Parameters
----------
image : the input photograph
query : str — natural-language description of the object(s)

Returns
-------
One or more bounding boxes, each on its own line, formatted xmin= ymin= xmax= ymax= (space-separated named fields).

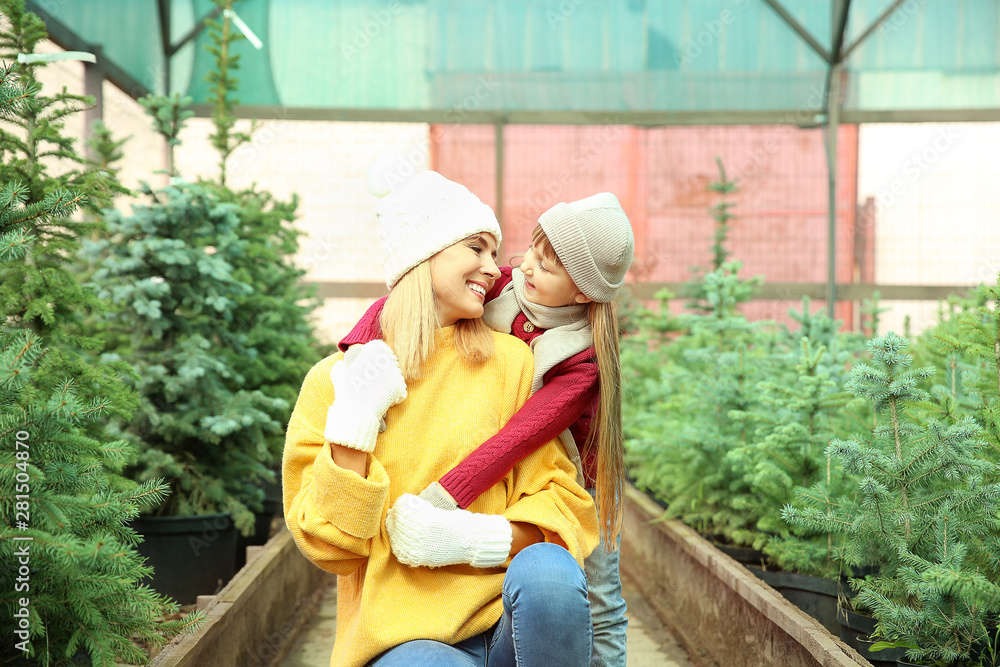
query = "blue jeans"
xmin=585 ymin=523 xmax=628 ymax=667
xmin=368 ymin=542 xmax=592 ymax=666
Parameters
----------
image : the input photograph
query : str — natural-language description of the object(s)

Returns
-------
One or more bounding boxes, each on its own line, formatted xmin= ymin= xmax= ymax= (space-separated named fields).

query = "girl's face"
xmin=429 ymin=233 xmax=501 ymax=327
xmin=519 ymin=243 xmax=591 ymax=308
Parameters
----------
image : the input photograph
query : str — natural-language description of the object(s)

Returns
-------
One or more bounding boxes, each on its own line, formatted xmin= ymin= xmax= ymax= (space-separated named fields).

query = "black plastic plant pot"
xmin=777 ymin=571 xmax=841 ymax=634
xmin=234 ymin=502 xmax=281 ymax=571
xmin=855 ymin=638 xmax=909 ymax=667
xmin=131 ymin=512 xmax=238 ymax=606
xmin=838 ymin=607 xmax=877 ymax=651
xmin=746 ymin=565 xmax=781 ymax=589
xmin=264 ymin=464 xmax=284 ymax=518
xmin=706 ymin=537 xmax=765 ymax=567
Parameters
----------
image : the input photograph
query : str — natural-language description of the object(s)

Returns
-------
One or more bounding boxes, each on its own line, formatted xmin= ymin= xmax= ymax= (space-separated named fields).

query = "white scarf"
xmin=482 ymin=269 xmax=593 ymax=485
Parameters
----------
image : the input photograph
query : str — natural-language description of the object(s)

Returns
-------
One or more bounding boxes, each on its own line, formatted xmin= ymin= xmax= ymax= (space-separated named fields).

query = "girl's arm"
xmin=440 ymin=351 xmax=598 ymax=508
xmin=338 ymin=296 xmax=387 ymax=352
xmin=338 ymin=268 xmax=514 ymax=352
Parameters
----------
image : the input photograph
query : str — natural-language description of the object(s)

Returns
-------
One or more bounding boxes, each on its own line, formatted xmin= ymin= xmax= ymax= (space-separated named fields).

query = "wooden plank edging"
xmin=150 ymin=527 xmax=333 ymax=667
xmin=621 ymin=485 xmax=870 ymax=667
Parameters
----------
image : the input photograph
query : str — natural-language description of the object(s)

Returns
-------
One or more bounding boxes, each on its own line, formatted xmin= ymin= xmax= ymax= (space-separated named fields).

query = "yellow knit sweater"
xmin=283 ymin=327 xmax=599 ymax=667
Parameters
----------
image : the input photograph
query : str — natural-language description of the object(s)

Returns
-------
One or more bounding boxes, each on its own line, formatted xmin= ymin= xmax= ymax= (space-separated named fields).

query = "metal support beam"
xmin=82 ymin=44 xmax=104 ymax=162
xmin=185 ymin=103 xmax=1000 ymax=126
xmin=760 ymin=0 xmax=832 ymax=63
xmin=824 ymin=0 xmax=851 ymax=316
xmin=495 ymin=121 xmax=505 ymax=248
xmin=26 ymin=0 xmax=152 ymax=98
xmin=167 ymin=6 xmax=224 ymax=57
xmin=840 ymin=0 xmax=907 ymax=63
xmin=157 ymin=0 xmax=171 ymax=94
xmin=825 ymin=66 xmax=842 ymax=317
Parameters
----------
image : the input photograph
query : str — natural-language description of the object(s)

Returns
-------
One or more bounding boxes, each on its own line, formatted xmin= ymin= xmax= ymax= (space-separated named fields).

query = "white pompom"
xmin=366 ymin=151 xmax=421 ymax=197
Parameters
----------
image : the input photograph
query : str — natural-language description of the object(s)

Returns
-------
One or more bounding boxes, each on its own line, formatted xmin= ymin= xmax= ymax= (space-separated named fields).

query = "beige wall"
xmin=173 ymin=117 xmax=429 ymax=344
xmin=29 ymin=40 xmax=427 ymax=346
xmin=858 ymin=122 xmax=1000 ymax=335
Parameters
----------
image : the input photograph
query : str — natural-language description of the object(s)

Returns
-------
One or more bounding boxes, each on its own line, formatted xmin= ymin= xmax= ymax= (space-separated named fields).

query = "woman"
xmin=283 ymin=171 xmax=600 ymax=667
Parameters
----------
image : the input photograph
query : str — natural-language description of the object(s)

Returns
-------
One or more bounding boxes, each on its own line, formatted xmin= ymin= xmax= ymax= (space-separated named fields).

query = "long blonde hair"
xmin=380 ymin=260 xmax=494 ymax=381
xmin=532 ymin=226 xmax=625 ymax=549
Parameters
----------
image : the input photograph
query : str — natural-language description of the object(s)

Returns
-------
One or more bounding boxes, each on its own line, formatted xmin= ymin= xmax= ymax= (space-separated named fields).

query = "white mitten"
xmin=324 ymin=340 xmax=407 ymax=452
xmin=418 ymin=481 xmax=459 ymax=511
xmin=387 ymin=493 xmax=512 ymax=568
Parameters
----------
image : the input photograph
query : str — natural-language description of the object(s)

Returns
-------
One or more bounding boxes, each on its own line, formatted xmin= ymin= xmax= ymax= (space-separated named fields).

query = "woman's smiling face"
xmin=429 ymin=233 xmax=501 ymax=326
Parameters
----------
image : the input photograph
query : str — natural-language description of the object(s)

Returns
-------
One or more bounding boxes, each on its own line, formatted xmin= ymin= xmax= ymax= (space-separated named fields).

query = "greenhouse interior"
xmin=2 ymin=0 xmax=1000 ymax=665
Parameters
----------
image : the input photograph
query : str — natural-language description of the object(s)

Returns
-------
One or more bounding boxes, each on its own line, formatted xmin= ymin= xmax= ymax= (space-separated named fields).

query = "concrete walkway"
xmin=282 ymin=569 xmax=693 ymax=666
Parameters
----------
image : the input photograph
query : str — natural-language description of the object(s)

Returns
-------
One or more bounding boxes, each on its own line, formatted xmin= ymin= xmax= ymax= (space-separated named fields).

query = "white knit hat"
xmin=538 ymin=193 xmax=635 ymax=302
xmin=376 ymin=171 xmax=502 ymax=288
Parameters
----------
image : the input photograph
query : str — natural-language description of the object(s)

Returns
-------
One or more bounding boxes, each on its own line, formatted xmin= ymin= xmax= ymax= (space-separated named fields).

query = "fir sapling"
xmin=1 ymin=6 xmax=205 ymax=657
xmin=625 ymin=263 xmax=771 ymax=542
xmin=0 ymin=329 xmax=204 ymax=665
xmin=929 ymin=276 xmax=1000 ymax=458
xmin=726 ymin=298 xmax=861 ymax=576
xmin=87 ymin=181 xmax=286 ymax=533
xmin=784 ymin=332 xmax=1000 ymax=663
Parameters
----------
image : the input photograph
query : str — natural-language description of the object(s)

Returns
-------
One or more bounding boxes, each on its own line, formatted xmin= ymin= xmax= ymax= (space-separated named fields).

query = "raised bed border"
xmin=620 ymin=485 xmax=870 ymax=667
xmin=149 ymin=487 xmax=875 ymax=666
xmin=149 ymin=527 xmax=333 ymax=667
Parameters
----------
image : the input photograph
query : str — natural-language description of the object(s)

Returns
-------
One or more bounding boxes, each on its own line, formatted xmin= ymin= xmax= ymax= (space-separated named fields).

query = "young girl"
xmin=340 ymin=191 xmax=635 ymax=667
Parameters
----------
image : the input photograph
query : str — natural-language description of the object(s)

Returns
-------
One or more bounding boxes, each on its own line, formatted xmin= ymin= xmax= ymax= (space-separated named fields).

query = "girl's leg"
xmin=368 ymin=632 xmax=489 ymax=667
xmin=487 ymin=542 xmax=592 ymax=667
xmin=586 ymin=489 xmax=628 ymax=667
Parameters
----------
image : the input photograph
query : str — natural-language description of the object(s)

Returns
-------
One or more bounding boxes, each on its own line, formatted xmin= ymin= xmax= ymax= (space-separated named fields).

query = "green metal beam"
xmin=305 ymin=281 xmax=978 ymax=303
xmin=840 ymin=0 xmax=908 ymax=63
xmin=25 ymin=0 xmax=152 ymax=99
xmin=187 ymin=104 xmax=1000 ymax=126
xmin=759 ymin=0 xmax=832 ymax=63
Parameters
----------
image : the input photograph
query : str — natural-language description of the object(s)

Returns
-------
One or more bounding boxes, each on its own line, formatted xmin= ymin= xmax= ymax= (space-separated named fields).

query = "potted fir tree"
xmin=0 ymin=11 xmax=203 ymax=662
xmin=85 ymin=2 xmax=322 ymax=600
xmin=624 ymin=161 xmax=773 ymax=557
xmin=784 ymin=331 xmax=1000 ymax=666
xmin=88 ymin=180 xmax=286 ymax=604
xmin=725 ymin=298 xmax=865 ymax=633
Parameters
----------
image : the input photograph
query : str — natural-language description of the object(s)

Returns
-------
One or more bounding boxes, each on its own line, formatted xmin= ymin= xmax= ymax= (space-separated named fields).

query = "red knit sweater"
xmin=338 ymin=267 xmax=600 ymax=507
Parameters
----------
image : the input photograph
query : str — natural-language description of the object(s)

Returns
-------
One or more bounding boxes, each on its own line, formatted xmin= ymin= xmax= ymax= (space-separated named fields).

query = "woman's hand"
xmin=324 ymin=340 xmax=407 ymax=452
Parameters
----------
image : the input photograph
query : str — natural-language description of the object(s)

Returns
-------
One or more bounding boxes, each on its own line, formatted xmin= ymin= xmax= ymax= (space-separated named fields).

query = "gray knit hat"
xmin=376 ymin=171 xmax=502 ymax=288
xmin=537 ymin=193 xmax=634 ymax=303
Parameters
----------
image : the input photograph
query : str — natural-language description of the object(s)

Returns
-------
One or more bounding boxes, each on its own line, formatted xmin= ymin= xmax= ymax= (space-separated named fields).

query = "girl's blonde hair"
xmin=531 ymin=226 xmax=625 ymax=549
xmin=380 ymin=259 xmax=494 ymax=381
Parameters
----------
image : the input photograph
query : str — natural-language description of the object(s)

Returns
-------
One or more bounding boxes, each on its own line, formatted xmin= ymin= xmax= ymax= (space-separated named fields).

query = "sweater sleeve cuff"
xmin=307 ymin=443 xmax=389 ymax=539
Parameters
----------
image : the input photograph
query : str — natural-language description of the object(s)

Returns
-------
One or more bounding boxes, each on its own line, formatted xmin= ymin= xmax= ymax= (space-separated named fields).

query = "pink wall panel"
xmin=431 ymin=123 xmax=865 ymax=329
